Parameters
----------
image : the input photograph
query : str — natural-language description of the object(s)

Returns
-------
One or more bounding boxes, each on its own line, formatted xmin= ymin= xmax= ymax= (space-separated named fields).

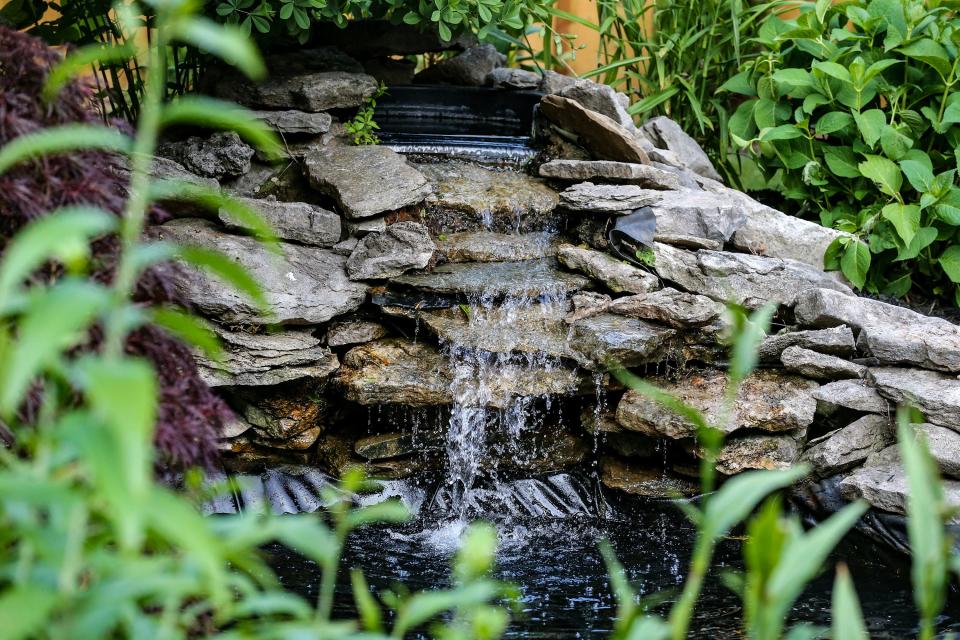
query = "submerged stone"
xmin=556 ymin=244 xmax=658 ymax=294
xmin=417 ymin=161 xmax=560 ymax=233
xmin=616 ymin=369 xmax=818 ymax=439
xmin=435 ymin=231 xmax=557 ymax=263
xmin=157 ymin=219 xmax=367 ymax=325
xmin=304 ymin=145 xmax=432 ymax=219
xmin=392 ymin=259 xmax=590 ymax=298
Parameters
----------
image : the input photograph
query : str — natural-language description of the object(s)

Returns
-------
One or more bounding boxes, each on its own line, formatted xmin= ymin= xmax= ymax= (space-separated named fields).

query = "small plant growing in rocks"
xmin=346 ymin=82 xmax=387 ymax=146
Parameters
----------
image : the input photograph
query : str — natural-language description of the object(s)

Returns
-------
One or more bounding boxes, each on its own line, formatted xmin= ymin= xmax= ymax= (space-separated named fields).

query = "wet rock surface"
xmin=346 ymin=222 xmax=436 ymax=280
xmin=539 ymin=159 xmax=681 ymax=189
xmin=392 ymin=259 xmax=590 ymax=297
xmin=557 ymin=244 xmax=658 ymax=294
xmin=600 ymin=457 xmax=699 ymax=497
xmin=435 ymin=231 xmax=556 ymax=263
xmin=570 ymin=313 xmax=676 ymax=367
xmin=607 ymin=288 xmax=723 ymax=328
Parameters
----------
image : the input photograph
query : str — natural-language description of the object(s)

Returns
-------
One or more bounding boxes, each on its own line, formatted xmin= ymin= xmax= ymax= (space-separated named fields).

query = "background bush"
xmin=723 ymin=0 xmax=960 ymax=305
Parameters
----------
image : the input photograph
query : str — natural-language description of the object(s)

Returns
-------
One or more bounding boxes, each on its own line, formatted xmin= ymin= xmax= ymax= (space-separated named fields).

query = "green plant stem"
xmin=668 ymin=535 xmax=714 ymax=640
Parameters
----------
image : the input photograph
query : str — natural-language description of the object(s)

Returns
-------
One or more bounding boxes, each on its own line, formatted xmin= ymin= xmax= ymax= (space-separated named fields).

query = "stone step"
xmin=392 ymin=258 xmax=591 ymax=298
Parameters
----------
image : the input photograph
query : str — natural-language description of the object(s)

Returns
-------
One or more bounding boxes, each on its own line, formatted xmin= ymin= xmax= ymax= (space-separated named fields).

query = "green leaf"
xmin=813 ymin=60 xmax=851 ymax=83
xmin=345 ymin=499 xmax=409 ymax=528
xmin=823 ymin=147 xmax=861 ymax=178
xmin=881 ymin=203 xmax=920 ymax=245
xmin=858 ymin=155 xmax=902 ymax=197
xmin=759 ymin=125 xmax=804 ymax=141
xmin=816 ymin=112 xmax=854 ymax=135
xmin=831 ymin=565 xmax=869 ymax=640
xmin=938 ymin=245 xmax=960 ymax=283
xmin=896 ymin=227 xmax=937 ymax=262
xmin=629 ymin=86 xmax=680 ymax=115
xmin=170 ymin=17 xmax=265 ymax=80
xmin=840 ymin=239 xmax=871 ymax=289
xmin=898 ymin=38 xmax=952 ymax=78
xmin=160 ymin=97 xmax=282 ymax=161
xmin=900 ymin=154 xmax=935 ymax=193
xmin=351 ymin=569 xmax=383 ymax=632
xmin=43 ymin=42 xmax=135 ymax=101
xmin=0 ymin=124 xmax=133 ymax=174
xmin=402 ymin=10 xmax=421 ymax=23
xmin=772 ymin=68 xmax=813 ymax=91
xmin=0 ymin=585 xmax=59 ymax=640
xmin=852 ymin=109 xmax=886 ymax=147
xmin=273 ymin=515 xmax=337 ymax=566
xmin=702 ymin=466 xmax=809 ymax=540
xmin=728 ymin=303 xmax=776 ymax=392
xmin=177 ymin=246 xmax=268 ymax=312
xmin=149 ymin=307 xmax=222 ymax=359
xmin=880 ymin=125 xmax=913 ymax=160
xmin=393 ymin=582 xmax=501 ymax=636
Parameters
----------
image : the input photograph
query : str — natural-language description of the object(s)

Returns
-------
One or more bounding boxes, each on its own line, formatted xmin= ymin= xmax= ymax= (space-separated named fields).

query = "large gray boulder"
xmin=346 ymin=222 xmax=436 ymax=280
xmin=219 ymin=197 xmax=340 ymax=247
xmin=652 ymin=244 xmax=853 ymax=309
xmin=616 ymin=369 xmax=818 ymax=438
xmin=640 ymin=116 xmax=721 ymax=182
xmin=157 ymin=219 xmax=367 ymax=325
xmin=303 ymin=145 xmax=432 ymax=219
xmin=539 ymin=160 xmax=681 ymax=189
xmin=539 ymin=95 xmax=650 ymax=164
xmin=608 ymin=287 xmax=723 ymax=328
xmin=868 ymin=368 xmax=960 ymax=430
xmin=780 ymin=345 xmax=867 ymax=381
xmin=415 ymin=44 xmax=505 ymax=86
xmin=802 ymin=415 xmax=893 ymax=477
xmin=794 ymin=288 xmax=960 ymax=373
xmin=556 ymin=244 xmax=658 ymax=294
xmin=252 ymin=110 xmax=332 ymax=135
xmin=436 ymin=231 xmax=556 ymax=263
xmin=196 ymin=326 xmax=339 ymax=387
xmin=570 ymin=313 xmax=675 ymax=367
xmin=158 ymin=132 xmax=253 ymax=180
xmin=558 ymin=79 xmax=635 ymax=130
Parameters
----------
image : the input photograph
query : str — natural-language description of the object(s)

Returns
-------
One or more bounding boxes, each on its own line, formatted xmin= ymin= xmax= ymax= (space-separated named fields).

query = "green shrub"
xmin=724 ymin=0 xmax=960 ymax=304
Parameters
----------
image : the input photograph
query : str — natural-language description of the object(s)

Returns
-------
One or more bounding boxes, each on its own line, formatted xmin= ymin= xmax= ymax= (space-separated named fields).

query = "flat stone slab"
xmin=219 ymin=197 xmax=340 ymax=247
xmin=540 ymin=95 xmax=649 ymax=164
xmin=196 ymin=325 xmax=338 ymax=387
xmin=557 ymin=244 xmax=658 ymax=294
xmin=599 ymin=457 xmax=699 ymax=497
xmin=915 ymin=423 xmax=960 ymax=479
xmin=435 ymin=231 xmax=557 ymax=262
xmin=158 ymin=219 xmax=367 ymax=325
xmin=214 ymin=70 xmax=378 ymax=112
xmin=325 ymin=319 xmax=388 ymax=347
xmin=616 ymin=369 xmax=818 ymax=438
xmin=252 ymin=110 xmax=332 ymax=135
xmin=392 ymin=259 xmax=591 ymax=298
xmin=812 ymin=379 xmax=890 ymax=415
xmin=708 ymin=433 xmax=801 ymax=475
xmin=780 ymin=345 xmax=867 ymax=381
xmin=840 ymin=462 xmax=960 ymax=521
xmin=758 ymin=326 xmax=855 ymax=362
xmin=608 ymin=287 xmax=724 ymax=328
xmin=795 ymin=288 xmax=960 ymax=373
xmin=304 ymin=145 xmax=432 ymax=219
xmin=868 ymin=367 xmax=960 ymax=430
xmin=539 ymin=160 xmax=681 ymax=189
xmin=416 ymin=162 xmax=560 ymax=233
xmin=802 ymin=415 xmax=893 ymax=477
xmin=652 ymin=243 xmax=853 ymax=309
xmin=338 ymin=339 xmax=588 ymax=408
xmin=570 ymin=313 xmax=676 ymax=368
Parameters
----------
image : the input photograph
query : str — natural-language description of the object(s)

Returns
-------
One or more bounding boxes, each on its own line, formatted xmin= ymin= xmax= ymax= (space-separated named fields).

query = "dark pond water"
xmin=266 ymin=497 xmax=960 ymax=638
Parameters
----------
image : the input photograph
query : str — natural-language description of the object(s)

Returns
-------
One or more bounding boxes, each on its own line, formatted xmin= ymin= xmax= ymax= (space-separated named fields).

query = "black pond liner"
xmin=375 ymin=85 xmax=542 ymax=163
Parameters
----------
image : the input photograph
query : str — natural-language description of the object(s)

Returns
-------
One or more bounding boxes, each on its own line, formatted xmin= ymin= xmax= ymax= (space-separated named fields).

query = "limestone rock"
xmin=158 ymin=132 xmax=253 ymax=179
xmin=221 ymin=161 xmax=312 ymax=202
xmin=794 ymin=288 xmax=960 ymax=373
xmin=538 ymin=70 xmax=578 ymax=94
xmin=539 ymin=95 xmax=649 ymax=164
xmin=758 ymin=326 xmax=856 ymax=362
xmin=415 ymin=44 xmax=505 ymax=86
xmin=653 ymin=233 xmax=723 ymax=251
xmin=345 ymin=217 xmax=387 ymax=236
xmin=304 ymin=145 xmax=432 ymax=219
xmin=557 ymin=79 xmax=635 ymax=130
xmin=214 ymin=69 xmax=378 ymax=112
xmin=914 ymin=423 xmax=960 ymax=479
xmin=570 ymin=313 xmax=675 ymax=367
xmin=539 ymin=160 xmax=681 ymax=189
xmin=346 ymin=222 xmax=435 ymax=280
xmin=232 ymin=381 xmax=326 ymax=440
xmin=196 ymin=326 xmax=338 ymax=387
xmin=417 ymin=161 xmax=559 ymax=233
xmin=219 ymin=197 xmax=340 ymax=247
xmin=255 ymin=425 xmax=322 ymax=451
xmin=565 ymin=291 xmax=613 ymax=323
xmin=812 ymin=380 xmax=890 ymax=415
xmin=355 ymin=431 xmax=442 ymax=460
xmin=600 ymin=457 xmax=699 ymax=497
xmin=710 ymin=433 xmax=802 ymax=475
xmin=556 ymin=244 xmax=658 ymax=294
xmin=640 ymin=116 xmax=721 ymax=182
xmin=332 ymin=237 xmax=360 ymax=256
xmin=802 ymin=415 xmax=894 ymax=477
xmin=252 ymin=110 xmax=332 ymax=135
xmin=868 ymin=368 xmax=960 ymax=430
xmin=780 ymin=345 xmax=867 ymax=380
xmin=157 ymin=219 xmax=367 ymax=325
xmin=392 ymin=259 xmax=590 ymax=297
xmin=326 ymin=319 xmax=388 ymax=347
xmin=608 ymin=287 xmax=723 ymax=328
xmin=840 ymin=463 xmax=960 ymax=521
xmin=486 ymin=67 xmax=541 ymax=89
xmin=338 ymin=339 xmax=587 ymax=408
xmin=616 ymin=369 xmax=818 ymax=438
xmin=652 ymin=243 xmax=853 ymax=309
xmin=436 ymin=231 xmax=556 ymax=262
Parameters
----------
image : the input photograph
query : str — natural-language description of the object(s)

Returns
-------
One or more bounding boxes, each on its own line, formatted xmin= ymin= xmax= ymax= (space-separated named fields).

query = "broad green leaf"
xmin=719 ymin=70 xmax=757 ymax=96
xmin=898 ymin=38 xmax=952 ymax=78
xmin=760 ymin=124 xmax=804 ymax=141
xmin=454 ymin=522 xmax=498 ymax=581
xmin=0 ymin=206 xmax=115 ymax=306
xmin=936 ymin=204 xmax=960 ymax=225
xmin=177 ymin=246 xmax=268 ymax=311
xmin=345 ymin=499 xmax=409 ymax=529
xmin=881 ymin=203 xmax=920 ymax=245
xmin=852 ymin=109 xmax=886 ymax=147
xmin=149 ymin=307 xmax=222 ymax=359
xmin=629 ymin=86 xmax=680 ymax=115
xmin=840 ymin=240 xmax=871 ymax=289
xmin=702 ymin=466 xmax=809 ymax=540
xmin=880 ymin=125 xmax=913 ymax=160
xmin=160 ymin=97 xmax=282 ymax=160
xmin=831 ymin=565 xmax=869 ymax=640
xmin=815 ymin=0 xmax=830 ymax=23
xmin=170 ymin=18 xmax=265 ymax=79
xmin=393 ymin=582 xmax=501 ymax=636
xmin=815 ymin=112 xmax=854 ymax=135
xmin=823 ymin=237 xmax=844 ymax=271
xmin=864 ymin=58 xmax=901 ymax=83
xmin=896 ymin=227 xmax=938 ymax=262
xmin=939 ymin=245 xmax=960 ymax=283
xmin=772 ymin=68 xmax=813 ymax=91
xmin=753 ymin=98 xmax=778 ymax=129
xmin=0 ymin=124 xmax=133 ymax=174
xmin=858 ymin=155 xmax=902 ymax=197
xmin=273 ymin=515 xmax=338 ymax=565
xmin=43 ymin=42 xmax=136 ymax=101
xmin=0 ymin=586 xmax=59 ymax=640
xmin=823 ymin=147 xmax=861 ymax=178
xmin=813 ymin=60 xmax=851 ymax=83
xmin=900 ymin=155 xmax=935 ymax=192
xmin=802 ymin=93 xmax=830 ymax=114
